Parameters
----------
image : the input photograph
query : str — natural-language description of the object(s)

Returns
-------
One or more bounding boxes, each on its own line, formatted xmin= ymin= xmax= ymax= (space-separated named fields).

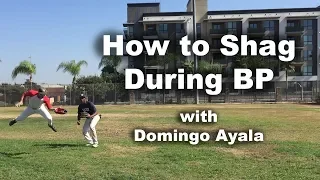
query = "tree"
xmin=198 ymin=60 xmax=223 ymax=103
xmin=280 ymin=61 xmax=295 ymax=100
xmin=149 ymin=53 xmax=178 ymax=104
xmin=12 ymin=60 xmax=36 ymax=89
xmin=57 ymin=60 xmax=88 ymax=104
xmin=198 ymin=60 xmax=222 ymax=75
xmin=99 ymin=55 xmax=122 ymax=83
xmin=182 ymin=59 xmax=194 ymax=74
xmin=57 ymin=60 xmax=88 ymax=84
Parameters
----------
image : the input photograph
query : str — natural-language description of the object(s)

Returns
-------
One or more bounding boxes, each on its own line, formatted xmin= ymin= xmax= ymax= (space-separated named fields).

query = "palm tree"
xmin=12 ymin=60 xmax=36 ymax=89
xmin=57 ymin=60 xmax=88 ymax=104
xmin=182 ymin=59 xmax=194 ymax=74
xmin=57 ymin=60 xmax=88 ymax=85
xmin=280 ymin=61 xmax=295 ymax=101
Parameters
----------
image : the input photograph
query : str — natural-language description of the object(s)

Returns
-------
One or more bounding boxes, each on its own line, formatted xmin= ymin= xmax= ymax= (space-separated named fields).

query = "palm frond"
xmin=12 ymin=60 xmax=36 ymax=79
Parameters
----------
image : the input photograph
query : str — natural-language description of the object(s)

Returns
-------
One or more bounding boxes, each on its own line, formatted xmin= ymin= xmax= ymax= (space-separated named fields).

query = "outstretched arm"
xmin=19 ymin=90 xmax=37 ymax=104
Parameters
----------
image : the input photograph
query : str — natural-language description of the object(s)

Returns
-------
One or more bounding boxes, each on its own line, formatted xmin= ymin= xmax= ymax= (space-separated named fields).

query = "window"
xmin=227 ymin=22 xmax=237 ymax=33
xmin=287 ymin=22 xmax=295 ymax=27
xmin=159 ymin=24 xmax=168 ymax=33
xmin=303 ymin=35 xmax=312 ymax=45
xmin=128 ymin=26 xmax=134 ymax=36
xmin=249 ymin=23 xmax=258 ymax=28
xmin=302 ymin=65 xmax=312 ymax=76
xmin=213 ymin=24 xmax=221 ymax=30
xmin=263 ymin=21 xmax=275 ymax=31
xmin=264 ymin=36 xmax=274 ymax=40
xmin=303 ymin=50 xmax=312 ymax=61
xmin=302 ymin=19 xmax=312 ymax=30
xmin=176 ymin=24 xmax=184 ymax=33
xmin=197 ymin=23 xmax=201 ymax=39
xmin=212 ymin=39 xmax=221 ymax=48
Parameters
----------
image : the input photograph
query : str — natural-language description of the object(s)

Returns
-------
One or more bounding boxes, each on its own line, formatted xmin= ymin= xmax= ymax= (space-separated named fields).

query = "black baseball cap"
xmin=79 ymin=94 xmax=87 ymax=99
xmin=38 ymin=88 xmax=46 ymax=95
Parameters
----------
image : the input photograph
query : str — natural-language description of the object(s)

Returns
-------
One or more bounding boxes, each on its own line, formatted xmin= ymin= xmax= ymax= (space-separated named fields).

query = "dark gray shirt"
xmin=77 ymin=101 xmax=97 ymax=119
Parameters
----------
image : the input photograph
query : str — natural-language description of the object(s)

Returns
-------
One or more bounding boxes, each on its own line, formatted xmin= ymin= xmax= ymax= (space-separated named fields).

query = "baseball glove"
xmin=54 ymin=107 xmax=68 ymax=115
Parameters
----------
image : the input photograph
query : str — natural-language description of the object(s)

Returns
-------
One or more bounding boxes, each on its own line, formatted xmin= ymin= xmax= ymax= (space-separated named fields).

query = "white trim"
xmin=208 ymin=12 xmax=320 ymax=20
xmin=143 ymin=16 xmax=192 ymax=23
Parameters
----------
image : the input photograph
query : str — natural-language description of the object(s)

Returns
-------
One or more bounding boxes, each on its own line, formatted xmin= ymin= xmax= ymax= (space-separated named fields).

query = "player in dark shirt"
xmin=77 ymin=94 xmax=101 ymax=148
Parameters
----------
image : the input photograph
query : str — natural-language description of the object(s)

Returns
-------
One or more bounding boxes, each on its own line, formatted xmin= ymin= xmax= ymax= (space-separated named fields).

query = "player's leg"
xmin=90 ymin=115 xmax=101 ymax=148
xmin=38 ymin=105 xmax=57 ymax=132
xmin=83 ymin=118 xmax=93 ymax=146
xmin=9 ymin=107 xmax=35 ymax=126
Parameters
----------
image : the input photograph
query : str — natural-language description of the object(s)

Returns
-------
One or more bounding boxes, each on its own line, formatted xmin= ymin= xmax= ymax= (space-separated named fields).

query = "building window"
xmin=303 ymin=35 xmax=312 ymax=45
xmin=302 ymin=19 xmax=312 ymax=30
xmin=249 ymin=23 xmax=258 ymax=28
xmin=197 ymin=23 xmax=201 ymax=39
xmin=287 ymin=22 xmax=295 ymax=27
xmin=302 ymin=65 xmax=312 ymax=76
xmin=176 ymin=24 xmax=184 ymax=33
xmin=227 ymin=22 xmax=237 ymax=33
xmin=159 ymin=24 xmax=168 ymax=33
xmin=263 ymin=21 xmax=275 ymax=31
xmin=128 ymin=26 xmax=134 ymax=36
xmin=264 ymin=36 xmax=274 ymax=40
xmin=303 ymin=50 xmax=312 ymax=61
xmin=212 ymin=39 xmax=221 ymax=48
xmin=213 ymin=24 xmax=221 ymax=30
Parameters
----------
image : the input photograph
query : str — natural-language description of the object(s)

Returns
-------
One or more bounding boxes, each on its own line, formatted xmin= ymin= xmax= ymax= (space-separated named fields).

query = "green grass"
xmin=0 ymin=104 xmax=319 ymax=179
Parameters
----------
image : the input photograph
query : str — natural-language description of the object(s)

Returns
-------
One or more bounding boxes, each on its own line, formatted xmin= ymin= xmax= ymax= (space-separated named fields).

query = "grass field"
xmin=0 ymin=104 xmax=319 ymax=180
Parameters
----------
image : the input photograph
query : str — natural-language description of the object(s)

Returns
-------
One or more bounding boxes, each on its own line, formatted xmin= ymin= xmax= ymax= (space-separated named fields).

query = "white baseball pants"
xmin=15 ymin=105 xmax=53 ymax=125
xmin=83 ymin=115 xmax=101 ymax=144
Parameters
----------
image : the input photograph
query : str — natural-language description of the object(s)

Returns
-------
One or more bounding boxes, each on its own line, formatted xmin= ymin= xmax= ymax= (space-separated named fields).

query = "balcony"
xmin=291 ymin=58 xmax=305 ymax=65
xmin=286 ymin=26 xmax=305 ymax=34
xmin=210 ymin=44 xmax=224 ymax=52
xmin=143 ymin=30 xmax=158 ymax=39
xmin=176 ymin=29 xmax=186 ymax=38
xmin=210 ymin=28 xmax=228 ymax=35
xmin=247 ymin=27 xmax=266 ymax=34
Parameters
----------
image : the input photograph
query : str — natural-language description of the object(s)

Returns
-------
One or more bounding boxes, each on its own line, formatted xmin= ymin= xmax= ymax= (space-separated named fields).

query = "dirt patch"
xmin=214 ymin=144 xmax=278 ymax=158
xmin=93 ymin=144 xmax=157 ymax=158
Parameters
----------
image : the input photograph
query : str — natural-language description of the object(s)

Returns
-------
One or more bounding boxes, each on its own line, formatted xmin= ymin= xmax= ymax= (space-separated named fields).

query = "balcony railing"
xmin=211 ymin=44 xmax=224 ymax=49
xmin=144 ymin=30 xmax=158 ymax=36
xmin=286 ymin=26 xmax=305 ymax=33
xmin=210 ymin=29 xmax=229 ymax=34
xmin=247 ymin=27 xmax=266 ymax=34
xmin=291 ymin=58 xmax=305 ymax=65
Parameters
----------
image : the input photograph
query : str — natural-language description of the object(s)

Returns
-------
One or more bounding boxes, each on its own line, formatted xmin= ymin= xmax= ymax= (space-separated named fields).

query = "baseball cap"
xmin=79 ymin=94 xmax=87 ymax=99
xmin=38 ymin=88 xmax=46 ymax=95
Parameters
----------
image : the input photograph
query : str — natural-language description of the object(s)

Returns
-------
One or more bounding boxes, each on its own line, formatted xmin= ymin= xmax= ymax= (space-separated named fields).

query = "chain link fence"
xmin=0 ymin=82 xmax=318 ymax=107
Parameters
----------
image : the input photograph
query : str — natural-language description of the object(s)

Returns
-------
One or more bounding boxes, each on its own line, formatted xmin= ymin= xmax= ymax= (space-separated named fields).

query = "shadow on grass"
xmin=33 ymin=143 xmax=83 ymax=149
xmin=0 ymin=152 xmax=29 ymax=159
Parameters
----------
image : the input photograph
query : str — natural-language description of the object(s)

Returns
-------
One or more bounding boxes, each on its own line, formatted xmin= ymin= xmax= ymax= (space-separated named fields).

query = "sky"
xmin=0 ymin=0 xmax=319 ymax=84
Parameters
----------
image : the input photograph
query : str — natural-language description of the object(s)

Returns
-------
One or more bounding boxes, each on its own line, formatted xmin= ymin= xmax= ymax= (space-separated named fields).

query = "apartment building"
xmin=123 ymin=0 xmax=320 ymax=91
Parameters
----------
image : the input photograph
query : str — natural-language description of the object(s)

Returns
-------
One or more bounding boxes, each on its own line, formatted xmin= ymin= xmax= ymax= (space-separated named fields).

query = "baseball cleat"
xmin=48 ymin=124 xmax=57 ymax=132
xmin=92 ymin=144 xmax=99 ymax=148
xmin=86 ymin=143 xmax=93 ymax=147
xmin=9 ymin=119 xmax=17 ymax=126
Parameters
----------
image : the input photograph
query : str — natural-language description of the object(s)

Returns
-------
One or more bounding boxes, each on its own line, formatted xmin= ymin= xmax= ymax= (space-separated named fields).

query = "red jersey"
xmin=23 ymin=90 xmax=52 ymax=109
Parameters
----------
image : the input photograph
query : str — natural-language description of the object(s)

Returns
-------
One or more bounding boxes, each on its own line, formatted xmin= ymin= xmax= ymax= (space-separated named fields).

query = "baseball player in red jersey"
xmin=9 ymin=88 xmax=58 ymax=132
